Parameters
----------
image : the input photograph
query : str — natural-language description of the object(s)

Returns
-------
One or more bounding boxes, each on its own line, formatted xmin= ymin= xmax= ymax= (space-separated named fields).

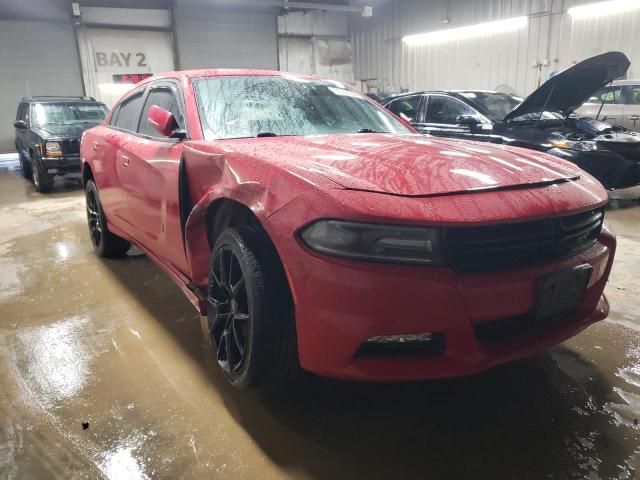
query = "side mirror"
xmin=148 ymin=105 xmax=185 ymax=139
xmin=14 ymin=120 xmax=27 ymax=129
xmin=457 ymin=115 xmax=481 ymax=126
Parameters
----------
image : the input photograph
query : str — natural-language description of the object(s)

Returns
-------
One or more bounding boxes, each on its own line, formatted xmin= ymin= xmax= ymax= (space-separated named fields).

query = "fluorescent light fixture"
xmin=568 ymin=0 xmax=640 ymax=18
xmin=402 ymin=16 xmax=528 ymax=46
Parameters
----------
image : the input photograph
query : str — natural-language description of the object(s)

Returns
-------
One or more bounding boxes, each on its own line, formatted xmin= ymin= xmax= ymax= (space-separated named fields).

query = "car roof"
xmin=388 ymin=90 xmax=503 ymax=97
xmin=382 ymin=90 xmax=524 ymax=105
xmin=23 ymin=96 xmax=101 ymax=103
xmin=610 ymin=79 xmax=640 ymax=86
xmin=151 ymin=69 xmax=323 ymax=82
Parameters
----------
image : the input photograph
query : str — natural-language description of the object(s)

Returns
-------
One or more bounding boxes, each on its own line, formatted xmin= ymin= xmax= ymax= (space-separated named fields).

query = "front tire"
xmin=32 ymin=158 xmax=53 ymax=193
xmin=207 ymin=225 xmax=299 ymax=389
xmin=85 ymin=180 xmax=130 ymax=257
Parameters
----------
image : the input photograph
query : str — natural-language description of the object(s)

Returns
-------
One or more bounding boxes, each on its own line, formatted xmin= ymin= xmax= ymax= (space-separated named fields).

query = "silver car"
xmin=576 ymin=80 xmax=640 ymax=131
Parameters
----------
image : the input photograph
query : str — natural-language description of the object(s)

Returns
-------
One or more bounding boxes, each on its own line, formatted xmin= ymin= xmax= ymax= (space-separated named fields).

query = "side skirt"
xmin=108 ymin=222 xmax=208 ymax=315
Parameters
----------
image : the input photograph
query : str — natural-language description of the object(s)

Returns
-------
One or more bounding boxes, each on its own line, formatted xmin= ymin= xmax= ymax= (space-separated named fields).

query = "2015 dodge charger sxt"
xmin=81 ymin=70 xmax=616 ymax=388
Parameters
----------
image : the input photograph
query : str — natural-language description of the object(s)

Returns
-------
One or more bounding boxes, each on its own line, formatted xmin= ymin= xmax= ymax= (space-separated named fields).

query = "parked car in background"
xmin=384 ymin=52 xmax=640 ymax=190
xmin=575 ymin=79 xmax=640 ymax=131
xmin=82 ymin=69 xmax=615 ymax=389
xmin=14 ymin=96 xmax=108 ymax=192
xmin=365 ymin=92 xmax=387 ymax=103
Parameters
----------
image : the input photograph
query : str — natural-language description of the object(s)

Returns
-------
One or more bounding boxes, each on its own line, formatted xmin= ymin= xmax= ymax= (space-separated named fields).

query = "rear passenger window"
xmin=138 ymin=87 xmax=184 ymax=137
xmin=109 ymin=104 xmax=121 ymax=126
xmin=114 ymin=92 xmax=145 ymax=132
xmin=387 ymin=96 xmax=421 ymax=122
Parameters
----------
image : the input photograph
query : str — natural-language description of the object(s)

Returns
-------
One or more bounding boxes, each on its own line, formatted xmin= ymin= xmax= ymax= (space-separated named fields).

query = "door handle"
xmin=92 ymin=142 xmax=98 ymax=151
xmin=121 ymin=155 xmax=130 ymax=167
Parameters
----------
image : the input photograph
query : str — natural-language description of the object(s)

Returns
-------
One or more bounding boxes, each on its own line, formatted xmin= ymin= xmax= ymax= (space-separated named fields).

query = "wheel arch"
xmin=82 ymin=161 xmax=94 ymax=187
xmin=184 ymin=193 xmax=273 ymax=287
xmin=180 ymin=146 xmax=308 ymax=287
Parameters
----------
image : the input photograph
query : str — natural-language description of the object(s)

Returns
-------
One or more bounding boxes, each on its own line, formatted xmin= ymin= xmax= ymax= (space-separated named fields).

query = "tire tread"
xmin=210 ymin=225 xmax=300 ymax=389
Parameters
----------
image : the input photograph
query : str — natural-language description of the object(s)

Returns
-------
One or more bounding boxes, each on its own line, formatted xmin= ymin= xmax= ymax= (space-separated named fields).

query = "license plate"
xmin=533 ymin=264 xmax=592 ymax=321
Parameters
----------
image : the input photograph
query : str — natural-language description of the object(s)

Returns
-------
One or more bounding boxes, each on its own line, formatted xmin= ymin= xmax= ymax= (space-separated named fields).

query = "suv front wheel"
xmin=31 ymin=154 xmax=53 ymax=193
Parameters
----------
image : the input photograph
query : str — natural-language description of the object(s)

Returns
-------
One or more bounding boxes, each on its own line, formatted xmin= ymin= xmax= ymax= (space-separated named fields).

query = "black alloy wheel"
xmin=86 ymin=185 xmax=102 ymax=248
xmin=84 ymin=180 xmax=130 ymax=257
xmin=208 ymin=245 xmax=251 ymax=375
xmin=206 ymin=226 xmax=300 ymax=389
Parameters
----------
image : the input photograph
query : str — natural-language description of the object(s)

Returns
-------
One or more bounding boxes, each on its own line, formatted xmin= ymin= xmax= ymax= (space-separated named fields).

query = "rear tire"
xmin=18 ymin=152 xmax=32 ymax=180
xmin=206 ymin=225 xmax=299 ymax=389
xmin=85 ymin=180 xmax=130 ymax=257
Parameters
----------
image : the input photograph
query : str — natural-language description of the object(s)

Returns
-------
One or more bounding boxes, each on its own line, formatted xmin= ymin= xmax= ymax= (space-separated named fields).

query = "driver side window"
xmin=590 ymin=86 xmax=623 ymax=104
xmin=387 ymin=96 xmax=422 ymax=122
xmin=425 ymin=96 xmax=477 ymax=124
xmin=138 ymin=87 xmax=185 ymax=137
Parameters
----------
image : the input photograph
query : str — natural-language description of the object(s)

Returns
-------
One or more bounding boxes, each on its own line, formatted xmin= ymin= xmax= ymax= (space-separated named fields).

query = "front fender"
xmin=181 ymin=142 xmax=320 ymax=286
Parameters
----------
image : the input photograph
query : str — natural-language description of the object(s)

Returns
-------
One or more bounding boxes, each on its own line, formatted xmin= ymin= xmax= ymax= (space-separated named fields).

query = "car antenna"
xmin=535 ymin=82 xmax=557 ymax=128
xmin=595 ymin=81 xmax=612 ymax=121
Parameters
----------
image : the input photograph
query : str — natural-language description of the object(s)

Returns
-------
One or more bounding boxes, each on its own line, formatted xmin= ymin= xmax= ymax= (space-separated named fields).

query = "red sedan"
xmin=81 ymin=70 xmax=615 ymax=388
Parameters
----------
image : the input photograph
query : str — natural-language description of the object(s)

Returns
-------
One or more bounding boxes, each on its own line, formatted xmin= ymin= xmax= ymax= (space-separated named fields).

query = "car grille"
xmin=445 ymin=208 xmax=604 ymax=273
xmin=61 ymin=139 xmax=80 ymax=155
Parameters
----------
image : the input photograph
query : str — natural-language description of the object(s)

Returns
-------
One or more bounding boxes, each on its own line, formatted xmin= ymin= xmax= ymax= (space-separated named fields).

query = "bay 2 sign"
xmin=95 ymin=52 xmax=148 ymax=68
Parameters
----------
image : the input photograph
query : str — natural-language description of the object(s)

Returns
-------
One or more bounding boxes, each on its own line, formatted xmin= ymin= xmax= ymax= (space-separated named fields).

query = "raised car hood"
xmin=31 ymin=122 xmax=100 ymax=139
xmin=222 ymin=134 xmax=581 ymax=197
xmin=503 ymin=51 xmax=630 ymax=121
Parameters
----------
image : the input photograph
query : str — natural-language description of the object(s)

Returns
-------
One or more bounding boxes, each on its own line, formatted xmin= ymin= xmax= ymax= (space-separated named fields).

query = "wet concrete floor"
xmin=0 ymin=157 xmax=639 ymax=479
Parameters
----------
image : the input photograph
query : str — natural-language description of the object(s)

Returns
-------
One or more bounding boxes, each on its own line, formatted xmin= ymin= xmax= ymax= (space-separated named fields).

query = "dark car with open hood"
xmin=14 ymin=96 xmax=108 ymax=192
xmin=383 ymin=51 xmax=640 ymax=190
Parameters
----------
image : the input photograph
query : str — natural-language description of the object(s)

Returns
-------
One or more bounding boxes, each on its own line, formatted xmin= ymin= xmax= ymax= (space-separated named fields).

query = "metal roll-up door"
xmin=174 ymin=9 xmax=278 ymax=70
xmin=0 ymin=20 xmax=83 ymax=152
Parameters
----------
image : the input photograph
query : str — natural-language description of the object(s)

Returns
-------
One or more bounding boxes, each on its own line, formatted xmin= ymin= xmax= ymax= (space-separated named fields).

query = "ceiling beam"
xmin=208 ymin=0 xmax=365 ymax=14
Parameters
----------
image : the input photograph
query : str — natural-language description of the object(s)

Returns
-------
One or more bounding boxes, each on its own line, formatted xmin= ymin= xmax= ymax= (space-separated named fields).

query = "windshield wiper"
xmin=356 ymin=128 xmax=385 ymax=133
xmin=256 ymin=132 xmax=278 ymax=137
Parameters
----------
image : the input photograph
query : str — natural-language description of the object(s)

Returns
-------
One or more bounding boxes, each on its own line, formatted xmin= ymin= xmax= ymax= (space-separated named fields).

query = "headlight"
xmin=300 ymin=220 xmax=446 ymax=265
xmin=44 ymin=141 xmax=62 ymax=156
xmin=549 ymin=139 xmax=597 ymax=152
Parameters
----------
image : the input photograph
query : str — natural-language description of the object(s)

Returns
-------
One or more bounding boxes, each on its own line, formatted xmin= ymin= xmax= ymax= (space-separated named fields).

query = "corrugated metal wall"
xmin=353 ymin=0 xmax=640 ymax=97
xmin=0 ymin=20 xmax=83 ymax=152
xmin=174 ymin=6 xmax=278 ymax=70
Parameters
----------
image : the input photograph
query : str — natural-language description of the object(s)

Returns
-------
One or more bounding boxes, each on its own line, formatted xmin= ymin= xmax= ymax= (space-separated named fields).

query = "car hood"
xmin=220 ymin=134 xmax=582 ymax=197
xmin=503 ymin=51 xmax=630 ymax=122
xmin=31 ymin=122 xmax=101 ymax=139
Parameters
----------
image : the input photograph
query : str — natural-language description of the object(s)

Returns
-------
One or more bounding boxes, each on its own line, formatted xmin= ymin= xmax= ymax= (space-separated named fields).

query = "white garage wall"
xmin=0 ymin=20 xmax=84 ymax=151
xmin=174 ymin=6 xmax=278 ymax=70
xmin=353 ymin=0 xmax=640 ymax=97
